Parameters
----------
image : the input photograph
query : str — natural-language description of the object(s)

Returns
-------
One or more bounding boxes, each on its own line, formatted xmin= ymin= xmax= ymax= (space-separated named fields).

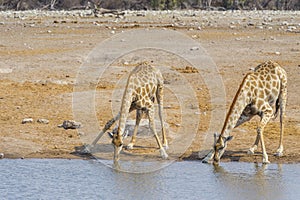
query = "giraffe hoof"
xmin=126 ymin=143 xmax=134 ymax=150
xmin=160 ymin=149 xmax=168 ymax=159
xmin=202 ymin=159 xmax=212 ymax=164
xmin=262 ymin=160 xmax=270 ymax=164
xmin=247 ymin=150 xmax=254 ymax=155
xmin=163 ymin=144 xmax=169 ymax=150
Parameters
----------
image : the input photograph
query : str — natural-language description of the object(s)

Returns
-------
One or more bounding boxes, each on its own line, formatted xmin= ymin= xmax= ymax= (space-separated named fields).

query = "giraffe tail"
xmin=273 ymin=98 xmax=280 ymax=120
xmin=273 ymin=73 xmax=287 ymax=120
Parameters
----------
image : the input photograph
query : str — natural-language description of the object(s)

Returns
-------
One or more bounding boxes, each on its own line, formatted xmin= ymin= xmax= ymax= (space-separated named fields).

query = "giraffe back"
xmin=248 ymin=60 xmax=287 ymax=109
xmin=126 ymin=62 xmax=163 ymax=109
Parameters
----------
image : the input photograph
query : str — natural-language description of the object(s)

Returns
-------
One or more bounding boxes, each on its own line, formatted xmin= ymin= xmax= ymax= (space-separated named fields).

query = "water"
xmin=0 ymin=159 xmax=299 ymax=200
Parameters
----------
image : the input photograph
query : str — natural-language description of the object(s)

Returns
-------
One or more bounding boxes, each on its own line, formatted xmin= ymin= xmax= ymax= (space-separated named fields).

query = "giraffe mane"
xmin=221 ymin=72 xmax=252 ymax=135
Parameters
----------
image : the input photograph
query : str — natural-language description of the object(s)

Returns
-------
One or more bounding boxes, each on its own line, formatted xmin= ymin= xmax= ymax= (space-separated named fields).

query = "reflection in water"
xmin=0 ymin=159 xmax=299 ymax=199
xmin=112 ymin=170 xmax=167 ymax=199
xmin=213 ymin=163 xmax=284 ymax=200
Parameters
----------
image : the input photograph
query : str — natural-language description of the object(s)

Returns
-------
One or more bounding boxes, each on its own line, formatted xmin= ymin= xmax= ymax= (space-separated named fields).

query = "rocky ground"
xmin=0 ymin=10 xmax=299 ymax=163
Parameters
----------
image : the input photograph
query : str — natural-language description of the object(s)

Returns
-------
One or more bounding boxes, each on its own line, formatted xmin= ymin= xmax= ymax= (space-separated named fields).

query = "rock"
xmin=190 ymin=46 xmax=199 ymax=51
xmin=22 ymin=118 xmax=33 ymax=124
xmin=287 ymin=26 xmax=297 ymax=32
xmin=37 ymin=119 xmax=49 ymax=124
xmin=58 ymin=120 xmax=81 ymax=129
xmin=78 ymin=132 xmax=85 ymax=136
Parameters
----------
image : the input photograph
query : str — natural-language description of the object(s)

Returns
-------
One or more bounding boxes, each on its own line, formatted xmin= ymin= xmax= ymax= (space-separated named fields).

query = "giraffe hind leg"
xmin=274 ymin=84 xmax=286 ymax=157
xmin=156 ymin=83 xmax=168 ymax=149
xmin=147 ymin=108 xmax=168 ymax=159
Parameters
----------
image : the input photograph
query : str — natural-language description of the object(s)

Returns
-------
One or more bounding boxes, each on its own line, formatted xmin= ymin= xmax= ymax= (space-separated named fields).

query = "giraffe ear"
xmin=213 ymin=132 xmax=219 ymax=143
xmin=226 ymin=136 xmax=234 ymax=142
xmin=122 ymin=130 xmax=129 ymax=139
xmin=108 ymin=132 xmax=114 ymax=139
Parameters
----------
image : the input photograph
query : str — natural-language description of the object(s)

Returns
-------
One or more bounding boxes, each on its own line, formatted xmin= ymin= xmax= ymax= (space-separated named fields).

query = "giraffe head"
xmin=108 ymin=127 xmax=129 ymax=162
xmin=213 ymin=133 xmax=233 ymax=165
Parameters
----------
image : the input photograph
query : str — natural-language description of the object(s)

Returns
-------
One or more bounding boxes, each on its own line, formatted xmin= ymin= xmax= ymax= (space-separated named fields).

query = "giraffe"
xmin=207 ymin=60 xmax=287 ymax=165
xmin=84 ymin=62 xmax=168 ymax=163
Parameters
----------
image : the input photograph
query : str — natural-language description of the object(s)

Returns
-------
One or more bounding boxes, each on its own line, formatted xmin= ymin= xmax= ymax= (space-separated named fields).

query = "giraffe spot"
xmin=136 ymin=87 xmax=141 ymax=94
xmin=141 ymin=98 xmax=146 ymax=106
xmin=142 ymin=90 xmax=146 ymax=97
xmin=142 ymin=77 xmax=147 ymax=83
xmin=151 ymin=87 xmax=156 ymax=95
xmin=246 ymin=81 xmax=251 ymax=87
xmin=271 ymin=68 xmax=276 ymax=74
xmin=257 ymin=99 xmax=264 ymax=108
xmin=145 ymin=101 xmax=150 ymax=107
xmin=272 ymin=81 xmax=278 ymax=88
xmin=271 ymin=74 xmax=277 ymax=80
xmin=251 ymin=80 xmax=257 ymax=86
xmin=146 ymin=84 xmax=151 ymax=93
xmin=134 ymin=78 xmax=139 ymax=85
xmin=272 ymin=89 xmax=279 ymax=96
xmin=258 ymin=92 xmax=265 ymax=99
xmin=254 ymin=88 xmax=258 ymax=95
xmin=266 ymin=82 xmax=271 ymax=90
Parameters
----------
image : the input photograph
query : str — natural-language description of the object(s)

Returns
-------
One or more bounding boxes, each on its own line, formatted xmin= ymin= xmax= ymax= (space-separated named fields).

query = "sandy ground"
xmin=0 ymin=10 xmax=299 ymax=163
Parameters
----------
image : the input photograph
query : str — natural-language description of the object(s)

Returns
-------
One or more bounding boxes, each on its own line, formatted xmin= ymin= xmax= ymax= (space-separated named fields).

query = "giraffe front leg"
xmin=127 ymin=110 xmax=142 ymax=150
xmin=247 ymin=133 xmax=259 ymax=155
xmin=259 ymin=108 xmax=273 ymax=164
xmin=258 ymin=127 xmax=270 ymax=164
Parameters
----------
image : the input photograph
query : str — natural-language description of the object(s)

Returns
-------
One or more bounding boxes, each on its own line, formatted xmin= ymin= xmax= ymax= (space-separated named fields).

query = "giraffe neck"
xmin=221 ymin=76 xmax=251 ymax=137
xmin=117 ymin=79 xmax=134 ymax=138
